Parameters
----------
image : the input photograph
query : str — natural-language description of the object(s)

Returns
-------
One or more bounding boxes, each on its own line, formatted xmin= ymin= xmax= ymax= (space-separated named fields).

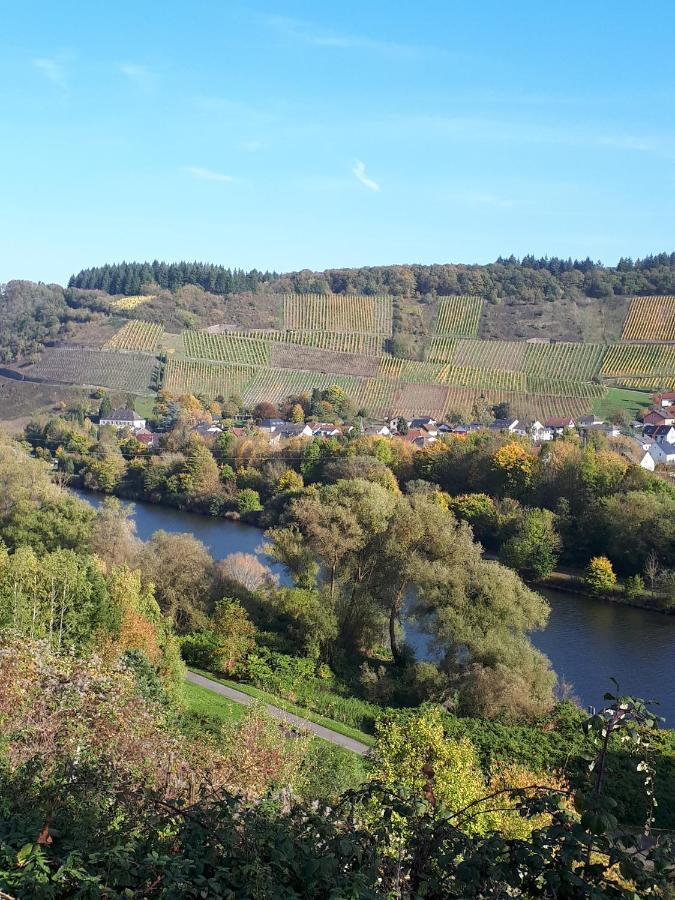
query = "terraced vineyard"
xmin=434 ymin=296 xmax=483 ymax=337
xmin=425 ymin=337 xmax=457 ymax=363
xmin=184 ymin=331 xmax=271 ymax=365
xmin=451 ymin=339 xmax=527 ymax=370
xmin=105 ymin=320 xmax=164 ymax=352
xmin=242 ymin=369 xmax=361 ymax=407
xmin=31 ymin=348 xmax=158 ymax=393
xmin=525 ymin=377 xmax=606 ymax=399
xmin=282 ymin=294 xmax=393 ymax=334
xmin=377 ymin=358 xmax=446 ymax=383
xmin=601 ymin=344 xmax=675 ymax=377
xmin=111 ymin=294 xmax=156 ymax=310
xmin=163 ymin=358 xmax=255 ymax=398
xmin=271 ymin=343 xmax=380 ymax=377
xmin=621 ymin=296 xmax=675 ymax=341
xmin=617 ymin=376 xmax=675 ymax=391
xmin=523 ymin=343 xmax=605 ymax=380
xmin=441 ymin=388 xmax=607 ymax=422
xmin=127 ymin=293 xmax=668 ymax=420
xmin=240 ymin=330 xmax=386 ymax=355
xmin=438 ymin=366 xmax=528 ymax=392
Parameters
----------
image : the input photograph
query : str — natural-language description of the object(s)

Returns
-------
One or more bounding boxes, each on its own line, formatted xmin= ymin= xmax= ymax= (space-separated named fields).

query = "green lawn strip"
xmin=593 ymin=386 xmax=652 ymax=419
xmin=188 ymin=667 xmax=376 ymax=747
xmin=132 ymin=395 xmax=156 ymax=418
xmin=184 ymin=679 xmax=248 ymax=724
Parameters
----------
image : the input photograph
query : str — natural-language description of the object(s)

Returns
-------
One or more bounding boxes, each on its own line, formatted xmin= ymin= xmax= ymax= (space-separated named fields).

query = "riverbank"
xmin=68 ymin=484 xmax=675 ymax=724
xmin=73 ymin=479 xmax=672 ymax=617
xmin=535 ymin=570 xmax=674 ymax=615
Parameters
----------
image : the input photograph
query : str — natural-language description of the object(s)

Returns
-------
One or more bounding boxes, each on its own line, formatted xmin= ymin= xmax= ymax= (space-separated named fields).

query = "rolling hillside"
xmin=12 ymin=288 xmax=674 ymax=421
xmin=4 ymin=259 xmax=675 ymax=421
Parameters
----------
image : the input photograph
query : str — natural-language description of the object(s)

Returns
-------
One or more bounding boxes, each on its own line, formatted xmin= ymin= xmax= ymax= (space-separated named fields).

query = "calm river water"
xmin=74 ymin=489 xmax=675 ymax=724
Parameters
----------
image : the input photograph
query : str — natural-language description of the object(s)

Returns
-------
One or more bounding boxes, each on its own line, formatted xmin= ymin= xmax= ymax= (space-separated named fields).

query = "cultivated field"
xmin=425 ymin=337 xmax=458 ymax=363
xmin=241 ymin=369 xmax=361 ymax=407
xmin=163 ymin=358 xmax=255 ymax=398
xmin=617 ymin=376 xmax=675 ymax=391
xmin=184 ymin=331 xmax=271 ymax=366
xmin=438 ymin=365 xmax=528 ymax=392
xmin=31 ymin=348 xmax=158 ymax=393
xmin=240 ymin=330 xmax=387 ymax=355
xmin=601 ymin=344 xmax=675 ymax=377
xmin=434 ymin=296 xmax=483 ymax=336
xmin=524 ymin=377 xmax=606 ymax=399
xmin=282 ymin=294 xmax=393 ymax=334
xmin=271 ymin=343 xmax=380 ymax=377
xmin=377 ymin=358 xmax=446 ymax=383
xmin=621 ymin=296 xmax=675 ymax=342
xmin=450 ymin=339 xmax=527 ymax=371
xmin=523 ymin=342 xmax=605 ymax=380
xmin=105 ymin=320 xmax=164 ymax=352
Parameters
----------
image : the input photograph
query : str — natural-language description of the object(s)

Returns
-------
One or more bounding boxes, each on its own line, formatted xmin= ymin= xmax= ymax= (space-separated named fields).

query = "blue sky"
xmin=2 ymin=0 xmax=675 ymax=284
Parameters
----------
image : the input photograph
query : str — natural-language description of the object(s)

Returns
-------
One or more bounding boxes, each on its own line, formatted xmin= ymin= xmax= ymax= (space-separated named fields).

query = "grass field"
xmin=184 ymin=679 xmax=248 ymax=724
xmin=0 ymin=376 xmax=89 ymax=428
xmin=592 ymin=387 xmax=652 ymax=420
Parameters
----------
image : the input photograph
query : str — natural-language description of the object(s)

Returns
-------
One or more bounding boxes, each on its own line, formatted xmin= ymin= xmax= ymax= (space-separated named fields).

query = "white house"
xmin=311 ymin=423 xmax=342 ymax=438
xmin=520 ymin=420 xmax=553 ymax=442
xmin=363 ymin=424 xmax=392 ymax=437
xmin=545 ymin=416 xmax=576 ymax=435
xmin=277 ymin=423 xmax=314 ymax=439
xmin=100 ymin=408 xmax=146 ymax=431
xmin=639 ymin=451 xmax=656 ymax=471
xmin=648 ymin=441 xmax=675 ymax=466
xmin=489 ymin=417 xmax=520 ymax=433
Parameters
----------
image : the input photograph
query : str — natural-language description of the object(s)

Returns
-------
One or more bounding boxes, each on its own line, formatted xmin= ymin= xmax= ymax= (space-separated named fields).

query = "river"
xmin=73 ymin=489 xmax=675 ymax=724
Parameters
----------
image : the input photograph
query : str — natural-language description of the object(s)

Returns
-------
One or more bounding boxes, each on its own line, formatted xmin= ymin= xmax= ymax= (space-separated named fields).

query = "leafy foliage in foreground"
xmin=0 ymin=648 xmax=672 ymax=898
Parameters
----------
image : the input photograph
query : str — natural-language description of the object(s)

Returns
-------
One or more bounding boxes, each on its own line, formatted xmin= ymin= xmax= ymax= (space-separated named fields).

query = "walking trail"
xmin=186 ymin=670 xmax=372 ymax=756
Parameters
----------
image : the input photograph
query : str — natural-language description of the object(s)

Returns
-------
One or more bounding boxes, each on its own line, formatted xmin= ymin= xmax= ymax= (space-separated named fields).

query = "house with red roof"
xmin=544 ymin=416 xmax=575 ymax=436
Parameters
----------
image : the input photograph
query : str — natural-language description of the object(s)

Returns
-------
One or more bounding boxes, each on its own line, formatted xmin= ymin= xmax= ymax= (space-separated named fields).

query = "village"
xmin=97 ymin=389 xmax=675 ymax=473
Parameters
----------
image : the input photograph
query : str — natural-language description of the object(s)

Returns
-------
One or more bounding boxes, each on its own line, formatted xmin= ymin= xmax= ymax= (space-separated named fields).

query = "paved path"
xmin=186 ymin=670 xmax=372 ymax=756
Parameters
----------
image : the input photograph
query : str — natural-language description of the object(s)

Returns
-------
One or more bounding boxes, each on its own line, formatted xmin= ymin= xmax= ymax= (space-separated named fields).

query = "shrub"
xmin=180 ymin=630 xmax=221 ymax=670
xmin=585 ymin=555 xmax=617 ymax=594
xmin=624 ymin=573 xmax=645 ymax=602
xmin=236 ymin=488 xmax=263 ymax=514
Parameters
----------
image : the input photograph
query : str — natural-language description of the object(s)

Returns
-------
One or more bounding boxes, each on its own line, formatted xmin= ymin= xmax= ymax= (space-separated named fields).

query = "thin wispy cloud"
xmin=185 ymin=166 xmax=236 ymax=183
xmin=264 ymin=15 xmax=419 ymax=59
xmin=352 ymin=160 xmax=380 ymax=192
xmin=119 ymin=63 xmax=156 ymax=92
xmin=385 ymin=114 xmax=671 ymax=157
xmin=33 ymin=57 xmax=68 ymax=90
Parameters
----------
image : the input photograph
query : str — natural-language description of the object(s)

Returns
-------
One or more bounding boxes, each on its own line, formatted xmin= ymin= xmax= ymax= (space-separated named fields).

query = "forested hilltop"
xmin=70 ymin=253 xmax=675 ymax=301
